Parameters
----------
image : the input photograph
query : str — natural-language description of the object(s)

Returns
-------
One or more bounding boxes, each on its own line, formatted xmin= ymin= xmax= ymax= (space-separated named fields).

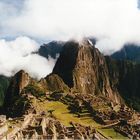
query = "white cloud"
xmin=0 ymin=0 xmax=140 ymax=54
xmin=0 ymin=36 xmax=56 ymax=79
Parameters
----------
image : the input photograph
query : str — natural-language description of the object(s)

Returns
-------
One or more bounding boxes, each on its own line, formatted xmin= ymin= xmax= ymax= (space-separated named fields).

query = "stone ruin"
xmin=114 ymin=122 xmax=140 ymax=139
xmin=0 ymin=113 xmax=106 ymax=140
xmin=1 ymin=91 xmax=140 ymax=139
xmin=0 ymin=115 xmax=8 ymax=138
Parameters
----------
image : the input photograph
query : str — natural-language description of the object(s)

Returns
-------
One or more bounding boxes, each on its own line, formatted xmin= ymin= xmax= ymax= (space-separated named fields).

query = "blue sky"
xmin=3 ymin=0 xmax=23 ymax=7
xmin=138 ymin=0 xmax=140 ymax=8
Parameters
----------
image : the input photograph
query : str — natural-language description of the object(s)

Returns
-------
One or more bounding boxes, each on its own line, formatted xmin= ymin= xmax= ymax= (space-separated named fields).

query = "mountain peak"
xmin=13 ymin=70 xmax=30 ymax=93
xmin=3 ymin=70 xmax=31 ymax=113
xmin=78 ymin=38 xmax=94 ymax=47
xmin=53 ymin=40 xmax=122 ymax=104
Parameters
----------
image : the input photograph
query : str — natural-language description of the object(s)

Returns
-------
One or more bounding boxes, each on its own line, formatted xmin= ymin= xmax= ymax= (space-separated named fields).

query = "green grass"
xmin=40 ymin=101 xmax=100 ymax=127
xmin=32 ymin=100 xmax=128 ymax=139
xmin=98 ymin=128 xmax=128 ymax=140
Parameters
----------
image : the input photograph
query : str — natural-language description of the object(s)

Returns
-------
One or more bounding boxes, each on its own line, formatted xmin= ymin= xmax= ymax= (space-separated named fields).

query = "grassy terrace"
xmin=42 ymin=101 xmax=100 ymax=127
xmin=98 ymin=128 xmax=128 ymax=139
xmin=33 ymin=99 xmax=128 ymax=139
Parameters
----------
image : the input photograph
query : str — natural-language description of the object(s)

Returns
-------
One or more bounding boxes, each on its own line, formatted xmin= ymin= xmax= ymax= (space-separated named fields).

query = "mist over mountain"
xmin=39 ymin=41 xmax=65 ymax=59
xmin=0 ymin=0 xmax=140 ymax=80
xmin=111 ymin=44 xmax=140 ymax=62
xmin=0 ymin=39 xmax=140 ymax=139
xmin=1 ymin=0 xmax=140 ymax=139
xmin=0 ymin=36 xmax=56 ymax=79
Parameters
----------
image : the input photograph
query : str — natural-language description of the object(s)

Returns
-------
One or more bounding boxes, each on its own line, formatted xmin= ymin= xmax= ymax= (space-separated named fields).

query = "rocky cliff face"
xmin=53 ymin=39 xmax=122 ymax=104
xmin=45 ymin=74 xmax=70 ymax=92
xmin=5 ymin=70 xmax=30 ymax=97
xmin=2 ymin=39 xmax=140 ymax=140
xmin=53 ymin=41 xmax=79 ymax=87
xmin=3 ymin=70 xmax=31 ymax=116
xmin=106 ymin=56 xmax=140 ymax=111
xmin=4 ymin=39 xmax=140 ymax=115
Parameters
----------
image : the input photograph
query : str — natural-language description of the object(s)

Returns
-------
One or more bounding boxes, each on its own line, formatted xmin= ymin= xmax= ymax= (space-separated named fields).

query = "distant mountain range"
xmin=111 ymin=44 xmax=140 ymax=63
xmin=39 ymin=40 xmax=140 ymax=63
xmin=39 ymin=41 xmax=65 ymax=59
xmin=3 ymin=39 xmax=140 ymax=113
xmin=38 ymin=38 xmax=96 ymax=59
xmin=0 ymin=39 xmax=140 ymax=139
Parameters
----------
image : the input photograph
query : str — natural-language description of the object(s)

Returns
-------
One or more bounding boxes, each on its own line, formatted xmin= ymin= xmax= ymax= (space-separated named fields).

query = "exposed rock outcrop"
xmin=2 ymin=39 xmax=140 ymax=139
xmin=6 ymin=70 xmax=30 ymax=96
xmin=53 ymin=39 xmax=122 ymax=104
xmin=3 ymin=70 xmax=31 ymax=117
xmin=45 ymin=74 xmax=70 ymax=92
xmin=53 ymin=41 xmax=79 ymax=87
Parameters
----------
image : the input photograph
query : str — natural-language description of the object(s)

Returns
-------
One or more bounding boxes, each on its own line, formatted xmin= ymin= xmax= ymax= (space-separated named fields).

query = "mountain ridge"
xmin=111 ymin=44 xmax=140 ymax=62
xmin=1 ymin=39 xmax=140 ymax=139
xmin=53 ymin=39 xmax=123 ymax=104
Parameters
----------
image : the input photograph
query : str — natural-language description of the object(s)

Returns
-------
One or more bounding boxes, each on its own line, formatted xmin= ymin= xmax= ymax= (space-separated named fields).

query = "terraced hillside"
xmin=1 ymin=39 xmax=140 ymax=139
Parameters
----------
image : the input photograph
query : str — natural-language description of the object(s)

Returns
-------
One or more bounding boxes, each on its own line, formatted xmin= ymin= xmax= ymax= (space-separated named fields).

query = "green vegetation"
xmin=24 ymin=84 xmax=45 ymax=98
xmin=0 ymin=76 xmax=10 ymax=106
xmin=126 ymin=97 xmax=140 ymax=112
xmin=50 ymin=91 xmax=65 ymax=100
xmin=46 ymin=74 xmax=70 ymax=92
xmin=31 ymin=99 xmax=100 ymax=127
xmin=30 ymin=99 xmax=128 ymax=139
xmin=98 ymin=128 xmax=128 ymax=139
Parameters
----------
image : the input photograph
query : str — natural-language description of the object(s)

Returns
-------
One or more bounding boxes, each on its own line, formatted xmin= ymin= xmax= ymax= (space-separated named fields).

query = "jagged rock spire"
xmin=53 ymin=39 xmax=122 ymax=104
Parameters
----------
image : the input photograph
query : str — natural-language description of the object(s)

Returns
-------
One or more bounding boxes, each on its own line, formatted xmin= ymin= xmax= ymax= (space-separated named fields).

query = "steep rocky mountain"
xmin=38 ymin=38 xmax=96 ymax=59
xmin=1 ymin=39 xmax=140 ymax=139
xmin=3 ymin=70 xmax=32 ymax=116
xmin=0 ymin=41 xmax=65 ymax=109
xmin=4 ymin=39 xmax=140 ymax=113
xmin=52 ymin=40 xmax=140 ymax=111
xmin=106 ymin=57 xmax=140 ymax=111
xmin=53 ymin=39 xmax=122 ymax=104
xmin=111 ymin=44 xmax=140 ymax=62
xmin=3 ymin=70 xmax=69 ymax=117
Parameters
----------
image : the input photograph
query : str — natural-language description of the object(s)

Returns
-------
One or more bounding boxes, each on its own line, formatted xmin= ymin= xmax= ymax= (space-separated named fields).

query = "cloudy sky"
xmin=0 ymin=0 xmax=140 ymax=78
xmin=1 ymin=0 xmax=140 ymax=50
